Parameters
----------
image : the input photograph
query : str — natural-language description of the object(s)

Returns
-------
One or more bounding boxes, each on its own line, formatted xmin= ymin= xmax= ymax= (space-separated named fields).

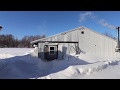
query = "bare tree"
xmin=0 ymin=34 xmax=46 ymax=48
xmin=103 ymin=31 xmax=116 ymax=40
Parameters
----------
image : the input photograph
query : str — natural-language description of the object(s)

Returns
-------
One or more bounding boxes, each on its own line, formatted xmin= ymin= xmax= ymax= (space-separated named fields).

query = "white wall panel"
xmin=36 ymin=26 xmax=120 ymax=59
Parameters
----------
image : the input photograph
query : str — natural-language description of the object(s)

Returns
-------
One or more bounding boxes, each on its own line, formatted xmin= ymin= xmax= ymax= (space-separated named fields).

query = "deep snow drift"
xmin=0 ymin=48 xmax=120 ymax=79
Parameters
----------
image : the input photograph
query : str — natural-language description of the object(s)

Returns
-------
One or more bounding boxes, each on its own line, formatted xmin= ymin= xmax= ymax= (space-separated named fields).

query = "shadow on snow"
xmin=0 ymin=53 xmax=99 ymax=79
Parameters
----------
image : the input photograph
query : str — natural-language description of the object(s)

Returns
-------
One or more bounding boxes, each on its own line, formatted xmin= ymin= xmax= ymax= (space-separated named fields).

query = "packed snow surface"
xmin=0 ymin=48 xmax=120 ymax=79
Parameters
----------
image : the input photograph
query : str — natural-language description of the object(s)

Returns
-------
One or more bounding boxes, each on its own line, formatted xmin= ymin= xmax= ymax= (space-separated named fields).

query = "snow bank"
xmin=0 ymin=53 xmax=15 ymax=59
xmin=30 ymin=47 xmax=38 ymax=57
xmin=0 ymin=48 xmax=34 ymax=56
xmin=39 ymin=53 xmax=120 ymax=79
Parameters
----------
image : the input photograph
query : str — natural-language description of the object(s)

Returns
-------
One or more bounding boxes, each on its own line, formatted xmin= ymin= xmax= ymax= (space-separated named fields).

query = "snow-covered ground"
xmin=0 ymin=48 xmax=120 ymax=79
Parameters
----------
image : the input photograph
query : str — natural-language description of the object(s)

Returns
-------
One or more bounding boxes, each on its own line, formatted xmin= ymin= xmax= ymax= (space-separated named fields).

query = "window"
xmin=81 ymin=31 xmax=84 ymax=34
xmin=50 ymin=47 xmax=54 ymax=50
xmin=49 ymin=46 xmax=55 ymax=55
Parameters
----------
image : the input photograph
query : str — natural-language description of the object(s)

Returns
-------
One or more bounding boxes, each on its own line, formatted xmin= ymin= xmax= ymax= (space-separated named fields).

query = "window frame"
xmin=49 ymin=46 xmax=56 ymax=55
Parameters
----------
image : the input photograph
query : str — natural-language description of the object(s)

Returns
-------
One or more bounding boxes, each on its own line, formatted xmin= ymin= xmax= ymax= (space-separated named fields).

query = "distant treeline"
xmin=0 ymin=34 xmax=45 ymax=48
xmin=0 ymin=31 xmax=116 ymax=48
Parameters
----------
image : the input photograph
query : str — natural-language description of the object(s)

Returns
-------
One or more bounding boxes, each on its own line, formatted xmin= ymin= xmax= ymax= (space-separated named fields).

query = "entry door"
xmin=44 ymin=45 xmax=58 ymax=60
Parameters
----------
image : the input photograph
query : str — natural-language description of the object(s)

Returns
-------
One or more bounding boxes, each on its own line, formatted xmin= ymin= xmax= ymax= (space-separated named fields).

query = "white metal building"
xmin=30 ymin=26 xmax=120 ymax=60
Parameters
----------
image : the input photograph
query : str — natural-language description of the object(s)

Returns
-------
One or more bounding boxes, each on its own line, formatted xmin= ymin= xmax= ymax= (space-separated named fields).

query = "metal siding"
xmin=38 ymin=27 xmax=120 ymax=59
xmin=100 ymin=35 xmax=104 ymax=57
xmin=109 ymin=39 xmax=112 ymax=57
xmin=111 ymin=40 xmax=116 ymax=58
xmin=105 ymin=38 xmax=108 ymax=57
xmin=58 ymin=45 xmax=63 ymax=59
xmin=79 ymin=29 xmax=85 ymax=52
xmin=78 ymin=30 xmax=83 ymax=52
xmin=80 ymin=29 xmax=95 ymax=54
xmin=80 ymin=28 xmax=120 ymax=58
xmin=95 ymin=33 xmax=99 ymax=56
xmin=66 ymin=29 xmax=80 ymax=54
xmin=101 ymin=36 xmax=105 ymax=57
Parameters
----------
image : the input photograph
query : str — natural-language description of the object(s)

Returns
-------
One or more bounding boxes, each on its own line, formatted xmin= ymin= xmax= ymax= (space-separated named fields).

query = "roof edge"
xmin=30 ymin=26 xmax=116 ymax=44
xmin=30 ymin=26 xmax=84 ymax=44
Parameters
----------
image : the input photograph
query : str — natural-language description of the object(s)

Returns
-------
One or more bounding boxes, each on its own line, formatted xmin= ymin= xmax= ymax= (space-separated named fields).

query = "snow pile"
xmin=0 ymin=48 xmax=34 ymax=56
xmin=39 ymin=53 xmax=120 ymax=79
xmin=0 ymin=53 xmax=15 ymax=59
xmin=30 ymin=47 xmax=38 ymax=57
